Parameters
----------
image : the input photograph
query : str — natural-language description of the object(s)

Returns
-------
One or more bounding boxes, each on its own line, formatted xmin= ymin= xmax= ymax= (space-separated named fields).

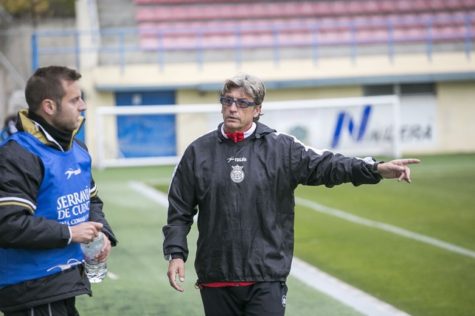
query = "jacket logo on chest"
xmin=227 ymin=157 xmax=247 ymax=163
xmin=65 ymin=168 xmax=81 ymax=179
xmin=230 ymin=165 xmax=245 ymax=183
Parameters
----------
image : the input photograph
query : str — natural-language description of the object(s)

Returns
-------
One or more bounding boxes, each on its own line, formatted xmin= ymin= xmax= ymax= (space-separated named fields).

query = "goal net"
xmin=94 ymin=95 xmax=400 ymax=168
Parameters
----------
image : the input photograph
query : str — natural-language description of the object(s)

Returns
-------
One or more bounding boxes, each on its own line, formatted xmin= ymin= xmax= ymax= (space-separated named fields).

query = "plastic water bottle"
xmin=80 ymin=232 xmax=108 ymax=283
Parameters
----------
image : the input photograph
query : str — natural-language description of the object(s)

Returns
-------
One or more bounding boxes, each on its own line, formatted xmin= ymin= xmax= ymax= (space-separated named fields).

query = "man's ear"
xmin=41 ymin=99 xmax=56 ymax=116
xmin=254 ymin=105 xmax=261 ymax=118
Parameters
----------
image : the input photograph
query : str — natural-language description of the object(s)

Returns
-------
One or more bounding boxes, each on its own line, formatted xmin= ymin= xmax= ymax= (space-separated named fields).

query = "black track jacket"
xmin=163 ymin=122 xmax=382 ymax=284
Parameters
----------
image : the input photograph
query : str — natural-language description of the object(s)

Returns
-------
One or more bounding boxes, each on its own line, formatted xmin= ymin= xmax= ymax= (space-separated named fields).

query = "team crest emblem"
xmin=230 ymin=165 xmax=245 ymax=183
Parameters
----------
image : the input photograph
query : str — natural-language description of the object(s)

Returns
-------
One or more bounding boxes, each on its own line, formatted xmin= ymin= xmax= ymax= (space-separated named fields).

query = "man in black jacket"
xmin=163 ymin=73 xmax=419 ymax=316
xmin=0 ymin=66 xmax=117 ymax=315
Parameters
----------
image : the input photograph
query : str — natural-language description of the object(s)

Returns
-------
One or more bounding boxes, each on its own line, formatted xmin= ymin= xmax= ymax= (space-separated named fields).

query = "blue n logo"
xmin=331 ymin=104 xmax=372 ymax=148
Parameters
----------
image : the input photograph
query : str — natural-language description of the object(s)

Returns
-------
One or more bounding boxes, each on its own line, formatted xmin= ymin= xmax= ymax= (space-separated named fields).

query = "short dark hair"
xmin=25 ymin=66 xmax=82 ymax=113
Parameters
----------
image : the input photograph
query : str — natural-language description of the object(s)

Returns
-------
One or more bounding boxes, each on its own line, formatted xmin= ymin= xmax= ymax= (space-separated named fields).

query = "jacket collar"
xmin=254 ymin=122 xmax=276 ymax=139
xmin=16 ymin=109 xmax=84 ymax=151
xmin=217 ymin=121 xmax=275 ymax=142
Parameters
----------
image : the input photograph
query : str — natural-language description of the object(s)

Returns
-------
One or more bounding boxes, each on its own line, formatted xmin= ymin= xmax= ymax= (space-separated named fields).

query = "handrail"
xmin=31 ymin=13 xmax=475 ymax=71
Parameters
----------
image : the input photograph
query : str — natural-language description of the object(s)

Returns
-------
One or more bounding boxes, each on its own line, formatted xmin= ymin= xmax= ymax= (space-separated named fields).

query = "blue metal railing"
xmin=31 ymin=12 xmax=475 ymax=72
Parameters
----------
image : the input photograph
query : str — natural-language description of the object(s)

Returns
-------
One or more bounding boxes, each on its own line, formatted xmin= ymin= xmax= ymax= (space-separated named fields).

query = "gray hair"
xmin=219 ymin=73 xmax=266 ymax=106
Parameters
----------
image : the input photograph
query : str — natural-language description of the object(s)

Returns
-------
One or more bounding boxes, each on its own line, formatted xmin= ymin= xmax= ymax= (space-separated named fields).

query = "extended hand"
xmin=377 ymin=159 xmax=421 ymax=183
xmin=167 ymin=258 xmax=186 ymax=292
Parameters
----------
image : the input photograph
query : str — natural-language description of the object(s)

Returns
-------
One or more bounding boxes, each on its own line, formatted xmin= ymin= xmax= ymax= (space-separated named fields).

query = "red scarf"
xmin=225 ymin=131 xmax=244 ymax=143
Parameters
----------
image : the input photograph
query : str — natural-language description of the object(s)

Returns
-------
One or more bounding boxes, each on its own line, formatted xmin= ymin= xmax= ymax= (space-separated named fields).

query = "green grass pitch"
xmin=2 ymin=153 xmax=472 ymax=315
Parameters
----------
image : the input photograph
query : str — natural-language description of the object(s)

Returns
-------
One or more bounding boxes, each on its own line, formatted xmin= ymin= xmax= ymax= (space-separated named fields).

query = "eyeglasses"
xmin=220 ymin=96 xmax=256 ymax=109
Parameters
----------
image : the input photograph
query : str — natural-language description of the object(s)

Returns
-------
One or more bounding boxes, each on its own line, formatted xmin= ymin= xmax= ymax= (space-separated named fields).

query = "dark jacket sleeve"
xmin=75 ymin=139 xmax=117 ymax=247
xmin=162 ymin=147 xmax=198 ymax=262
xmin=88 ymin=179 xmax=118 ymax=246
xmin=0 ymin=141 xmax=70 ymax=249
xmin=288 ymin=136 xmax=382 ymax=187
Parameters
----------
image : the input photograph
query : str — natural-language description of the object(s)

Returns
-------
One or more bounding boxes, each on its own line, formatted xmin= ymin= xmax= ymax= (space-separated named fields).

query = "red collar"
xmin=225 ymin=131 xmax=244 ymax=143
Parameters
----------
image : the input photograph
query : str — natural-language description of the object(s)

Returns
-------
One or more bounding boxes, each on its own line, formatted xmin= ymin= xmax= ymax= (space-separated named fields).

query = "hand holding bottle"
xmin=71 ymin=221 xmax=103 ymax=243
xmin=81 ymin=232 xmax=109 ymax=283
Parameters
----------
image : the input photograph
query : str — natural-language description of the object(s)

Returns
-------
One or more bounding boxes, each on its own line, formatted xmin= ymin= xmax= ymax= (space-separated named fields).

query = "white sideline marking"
xmin=129 ymin=181 xmax=409 ymax=316
xmin=290 ymin=258 xmax=410 ymax=316
xmin=129 ymin=181 xmax=169 ymax=206
xmin=107 ymin=271 xmax=119 ymax=280
xmin=297 ymin=197 xmax=475 ymax=260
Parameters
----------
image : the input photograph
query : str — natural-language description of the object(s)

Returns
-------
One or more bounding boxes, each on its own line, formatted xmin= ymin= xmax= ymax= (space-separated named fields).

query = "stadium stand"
xmin=133 ymin=0 xmax=475 ymax=53
xmin=21 ymin=0 xmax=475 ymax=167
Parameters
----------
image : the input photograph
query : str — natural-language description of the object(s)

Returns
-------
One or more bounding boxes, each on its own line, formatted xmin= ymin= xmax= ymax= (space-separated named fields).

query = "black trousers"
xmin=3 ymin=298 xmax=79 ymax=316
xmin=200 ymin=282 xmax=287 ymax=316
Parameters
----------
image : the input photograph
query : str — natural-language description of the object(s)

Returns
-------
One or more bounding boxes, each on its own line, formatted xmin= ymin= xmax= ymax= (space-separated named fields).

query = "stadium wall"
xmin=81 ymin=51 xmax=475 ymax=162
xmin=0 ymin=18 xmax=75 ymax=124
xmin=437 ymin=81 xmax=475 ymax=153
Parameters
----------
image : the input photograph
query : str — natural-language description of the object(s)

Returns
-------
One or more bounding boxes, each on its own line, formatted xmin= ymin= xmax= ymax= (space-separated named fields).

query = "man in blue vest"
xmin=0 ymin=66 xmax=117 ymax=315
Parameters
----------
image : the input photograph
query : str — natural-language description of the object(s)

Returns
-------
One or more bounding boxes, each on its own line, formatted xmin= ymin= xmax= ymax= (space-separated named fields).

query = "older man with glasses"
xmin=163 ymin=73 xmax=419 ymax=316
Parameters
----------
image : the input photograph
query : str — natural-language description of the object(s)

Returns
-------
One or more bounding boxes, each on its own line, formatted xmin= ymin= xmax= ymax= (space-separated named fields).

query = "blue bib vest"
xmin=0 ymin=132 xmax=92 ymax=287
